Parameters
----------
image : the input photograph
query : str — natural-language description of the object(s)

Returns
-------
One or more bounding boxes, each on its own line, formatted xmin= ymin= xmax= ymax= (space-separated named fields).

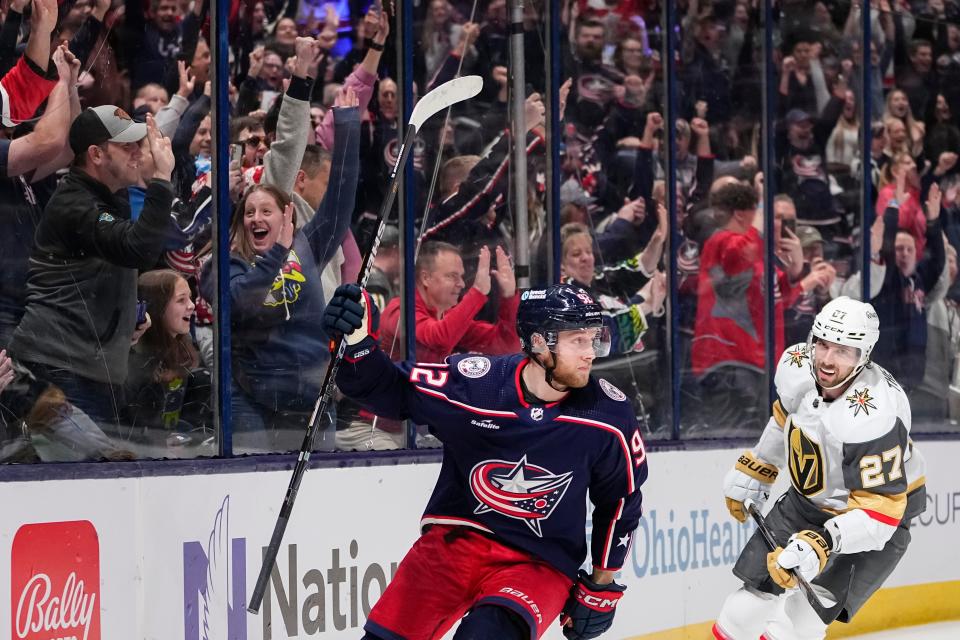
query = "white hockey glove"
xmin=723 ymin=451 xmax=779 ymax=523
xmin=766 ymin=530 xmax=830 ymax=589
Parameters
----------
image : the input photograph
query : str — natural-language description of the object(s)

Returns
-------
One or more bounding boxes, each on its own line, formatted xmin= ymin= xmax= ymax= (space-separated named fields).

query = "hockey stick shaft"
xmin=745 ymin=500 xmax=851 ymax=624
xmin=247 ymin=127 xmax=414 ymax=614
xmin=248 ymin=76 xmax=482 ymax=614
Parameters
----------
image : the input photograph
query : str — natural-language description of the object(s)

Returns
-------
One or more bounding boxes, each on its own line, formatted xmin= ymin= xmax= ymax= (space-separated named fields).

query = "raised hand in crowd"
xmin=525 ymin=92 xmax=546 ymax=133
xmin=52 ymin=44 xmax=80 ymax=84
xmin=473 ymin=245 xmax=493 ymax=296
xmin=690 ymin=117 xmax=711 ymax=156
xmin=26 ymin=0 xmax=59 ymax=72
xmin=926 ymin=183 xmax=942 ymax=222
xmin=176 ymin=60 xmax=196 ymax=98
xmin=318 ymin=4 xmax=340 ymax=50
xmin=458 ymin=21 xmax=480 ymax=57
xmin=641 ymin=110 xmax=663 ymax=147
xmin=934 ymin=152 xmax=958 ymax=178
xmin=279 ymin=202 xmax=296 ymax=249
xmin=249 ymin=46 xmax=265 ymax=79
xmin=293 ymin=36 xmax=323 ymax=79
xmin=559 ymin=77 xmax=572 ymax=117
xmin=695 ymin=100 xmax=708 ymax=120
xmin=335 ymin=84 xmax=359 ymax=109
xmin=491 ymin=245 xmax=517 ymax=298
xmin=0 ymin=349 xmax=13 ymax=394
xmin=617 ymin=196 xmax=646 ymax=225
xmin=371 ymin=7 xmax=390 ymax=47
xmin=146 ymin=114 xmax=175 ymax=182
xmin=9 ymin=0 xmax=29 ymax=12
xmin=776 ymin=225 xmax=805 ymax=280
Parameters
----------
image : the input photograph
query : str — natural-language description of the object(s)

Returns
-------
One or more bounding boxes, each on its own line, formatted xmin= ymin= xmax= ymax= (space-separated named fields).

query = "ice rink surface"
xmin=848 ymin=621 xmax=960 ymax=639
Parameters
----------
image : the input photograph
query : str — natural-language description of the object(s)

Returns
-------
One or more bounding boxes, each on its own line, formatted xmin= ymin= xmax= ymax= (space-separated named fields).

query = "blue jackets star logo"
xmin=469 ymin=455 xmax=573 ymax=537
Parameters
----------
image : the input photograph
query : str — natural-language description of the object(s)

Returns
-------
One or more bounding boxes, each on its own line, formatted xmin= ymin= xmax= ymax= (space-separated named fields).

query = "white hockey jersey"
xmin=753 ymin=343 xmax=927 ymax=552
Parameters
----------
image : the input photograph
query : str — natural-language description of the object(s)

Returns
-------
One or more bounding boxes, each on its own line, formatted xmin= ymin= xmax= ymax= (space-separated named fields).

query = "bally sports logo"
xmin=11 ymin=520 xmax=101 ymax=640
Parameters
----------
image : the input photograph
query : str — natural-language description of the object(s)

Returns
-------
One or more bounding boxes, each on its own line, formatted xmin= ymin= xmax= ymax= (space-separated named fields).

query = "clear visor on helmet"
xmin=546 ymin=326 xmax=612 ymax=358
xmin=807 ymin=334 xmax=863 ymax=371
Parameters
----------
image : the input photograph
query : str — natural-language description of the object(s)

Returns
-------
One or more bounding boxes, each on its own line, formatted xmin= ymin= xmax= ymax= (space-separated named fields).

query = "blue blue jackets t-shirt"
xmin=201 ymin=106 xmax=359 ymax=411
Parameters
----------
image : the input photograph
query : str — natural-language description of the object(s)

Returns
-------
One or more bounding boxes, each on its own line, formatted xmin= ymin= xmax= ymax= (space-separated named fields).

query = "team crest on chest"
xmin=785 ymin=345 xmax=810 ymax=368
xmin=599 ymin=378 xmax=626 ymax=402
xmin=846 ymin=387 xmax=877 ymax=417
xmin=787 ymin=421 xmax=825 ymax=497
xmin=530 ymin=407 xmax=544 ymax=421
xmin=470 ymin=455 xmax=573 ymax=537
xmin=457 ymin=356 xmax=491 ymax=378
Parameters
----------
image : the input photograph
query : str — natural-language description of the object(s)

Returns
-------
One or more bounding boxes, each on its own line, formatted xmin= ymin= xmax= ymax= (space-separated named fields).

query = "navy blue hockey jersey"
xmin=336 ymin=343 xmax=649 ymax=579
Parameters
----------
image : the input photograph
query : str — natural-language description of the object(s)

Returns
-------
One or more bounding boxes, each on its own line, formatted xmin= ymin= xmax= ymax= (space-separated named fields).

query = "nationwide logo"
xmin=183 ymin=496 xmax=247 ymax=640
xmin=470 ymin=456 xmax=573 ymax=537
xmin=11 ymin=520 xmax=101 ymax=640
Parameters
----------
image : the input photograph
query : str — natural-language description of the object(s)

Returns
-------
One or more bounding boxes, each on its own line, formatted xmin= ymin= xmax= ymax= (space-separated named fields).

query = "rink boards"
xmin=1 ymin=442 xmax=958 ymax=640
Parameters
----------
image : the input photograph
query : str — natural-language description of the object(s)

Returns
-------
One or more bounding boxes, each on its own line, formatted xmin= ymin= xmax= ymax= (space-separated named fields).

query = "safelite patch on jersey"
xmin=599 ymin=378 xmax=626 ymax=402
xmin=458 ymin=356 xmax=491 ymax=378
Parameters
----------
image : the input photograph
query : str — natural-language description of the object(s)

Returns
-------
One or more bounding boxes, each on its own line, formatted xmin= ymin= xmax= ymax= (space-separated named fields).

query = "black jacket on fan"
xmin=9 ymin=169 xmax=174 ymax=384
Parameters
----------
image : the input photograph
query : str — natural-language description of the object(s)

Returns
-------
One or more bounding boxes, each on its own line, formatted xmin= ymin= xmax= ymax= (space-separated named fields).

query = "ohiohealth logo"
xmin=183 ymin=496 xmax=247 ymax=640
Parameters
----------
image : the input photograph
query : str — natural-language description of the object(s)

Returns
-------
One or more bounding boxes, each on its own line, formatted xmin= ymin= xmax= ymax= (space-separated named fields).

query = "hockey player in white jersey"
xmin=713 ymin=296 xmax=927 ymax=640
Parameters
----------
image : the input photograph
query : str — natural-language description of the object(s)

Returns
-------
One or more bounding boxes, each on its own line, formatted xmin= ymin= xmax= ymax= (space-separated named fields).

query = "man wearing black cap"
xmin=8 ymin=107 xmax=175 ymax=432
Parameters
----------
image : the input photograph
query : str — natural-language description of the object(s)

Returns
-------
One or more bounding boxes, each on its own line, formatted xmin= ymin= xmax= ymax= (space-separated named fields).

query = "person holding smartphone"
xmin=692 ymin=183 xmax=804 ymax=436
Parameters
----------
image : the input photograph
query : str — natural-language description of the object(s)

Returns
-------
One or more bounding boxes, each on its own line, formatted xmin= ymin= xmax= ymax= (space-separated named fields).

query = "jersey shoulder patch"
xmin=598 ymin=378 xmax=627 ymax=402
xmin=774 ymin=343 xmax=815 ymax=412
xmin=829 ymin=364 xmax=909 ymax=444
xmin=457 ymin=355 xmax=492 ymax=378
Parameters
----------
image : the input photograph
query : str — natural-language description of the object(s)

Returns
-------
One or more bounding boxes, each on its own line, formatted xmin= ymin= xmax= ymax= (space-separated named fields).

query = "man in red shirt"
xmin=380 ymin=241 xmax=520 ymax=363
xmin=691 ymin=183 xmax=801 ymax=434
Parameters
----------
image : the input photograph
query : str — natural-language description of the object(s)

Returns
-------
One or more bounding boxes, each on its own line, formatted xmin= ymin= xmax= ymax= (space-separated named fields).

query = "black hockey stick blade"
xmin=745 ymin=500 xmax=855 ymax=625
xmin=247 ymin=76 xmax=482 ymax=616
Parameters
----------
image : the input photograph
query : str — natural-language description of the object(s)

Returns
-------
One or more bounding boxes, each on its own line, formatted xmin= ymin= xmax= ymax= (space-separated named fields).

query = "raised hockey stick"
xmin=247 ymin=75 xmax=483 ymax=614
xmin=744 ymin=500 xmax=855 ymax=624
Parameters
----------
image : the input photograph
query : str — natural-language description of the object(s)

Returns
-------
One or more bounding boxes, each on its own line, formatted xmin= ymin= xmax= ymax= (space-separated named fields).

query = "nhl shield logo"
xmin=530 ymin=407 xmax=544 ymax=421
xmin=458 ymin=356 xmax=491 ymax=378
xmin=470 ymin=456 xmax=573 ymax=537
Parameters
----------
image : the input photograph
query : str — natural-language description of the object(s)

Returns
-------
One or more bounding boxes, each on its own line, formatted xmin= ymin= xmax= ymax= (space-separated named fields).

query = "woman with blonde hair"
xmin=883 ymin=88 xmax=925 ymax=162
xmin=876 ymin=151 xmax=927 ymax=256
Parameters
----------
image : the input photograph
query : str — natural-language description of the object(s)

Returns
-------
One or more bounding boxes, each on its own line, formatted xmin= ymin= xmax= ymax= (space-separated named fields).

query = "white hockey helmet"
xmin=807 ymin=296 xmax=880 ymax=388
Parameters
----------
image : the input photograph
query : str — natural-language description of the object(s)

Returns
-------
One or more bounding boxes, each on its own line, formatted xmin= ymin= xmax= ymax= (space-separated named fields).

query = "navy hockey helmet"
xmin=516 ymin=284 xmax=611 ymax=357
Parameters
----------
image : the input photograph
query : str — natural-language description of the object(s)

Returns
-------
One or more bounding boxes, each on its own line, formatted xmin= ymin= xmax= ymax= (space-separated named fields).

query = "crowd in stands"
xmin=0 ymin=0 xmax=958 ymax=463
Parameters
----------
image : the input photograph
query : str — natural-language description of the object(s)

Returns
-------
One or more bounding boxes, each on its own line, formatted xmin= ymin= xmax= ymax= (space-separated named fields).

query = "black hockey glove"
xmin=559 ymin=570 xmax=627 ymax=640
xmin=323 ymin=284 xmax=380 ymax=350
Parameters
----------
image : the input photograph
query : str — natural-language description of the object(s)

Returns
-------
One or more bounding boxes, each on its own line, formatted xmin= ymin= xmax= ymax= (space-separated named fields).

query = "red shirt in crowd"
xmin=692 ymin=227 xmax=800 ymax=378
xmin=876 ymin=183 xmax=926 ymax=256
xmin=380 ymin=287 xmax=520 ymax=364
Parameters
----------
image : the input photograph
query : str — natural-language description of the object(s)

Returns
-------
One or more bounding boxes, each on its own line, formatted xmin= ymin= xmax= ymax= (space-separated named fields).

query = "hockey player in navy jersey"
xmin=714 ymin=297 xmax=927 ymax=640
xmin=323 ymin=282 xmax=648 ymax=640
